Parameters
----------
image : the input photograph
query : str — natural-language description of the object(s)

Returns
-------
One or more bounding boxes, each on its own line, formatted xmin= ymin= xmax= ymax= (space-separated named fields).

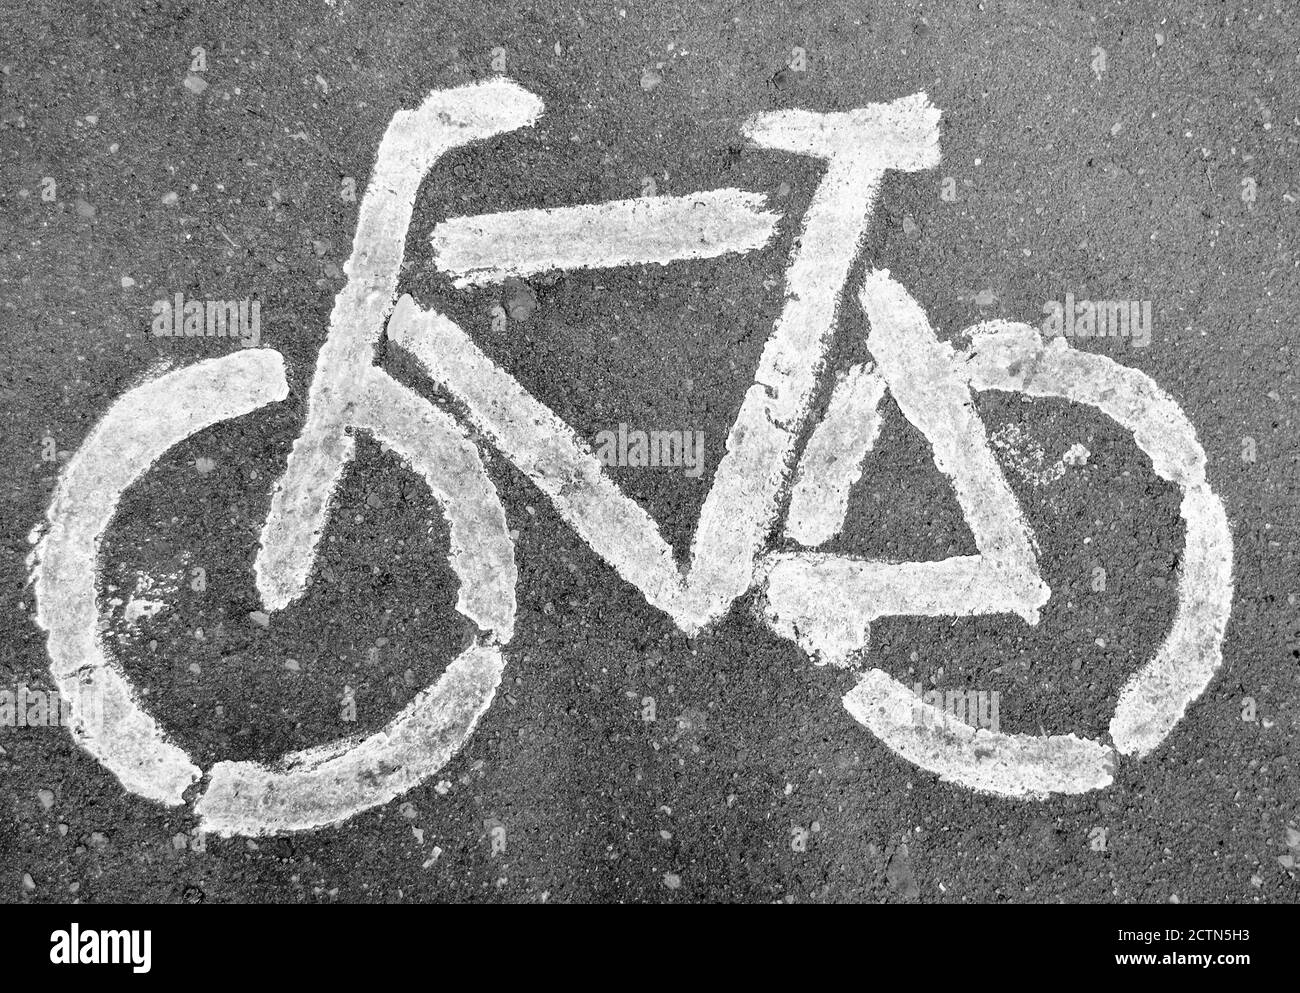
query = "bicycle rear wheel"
xmin=759 ymin=305 xmax=1232 ymax=798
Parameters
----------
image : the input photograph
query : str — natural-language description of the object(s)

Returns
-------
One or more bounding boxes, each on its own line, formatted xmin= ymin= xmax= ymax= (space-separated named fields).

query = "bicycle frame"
xmin=260 ymin=77 xmax=985 ymax=637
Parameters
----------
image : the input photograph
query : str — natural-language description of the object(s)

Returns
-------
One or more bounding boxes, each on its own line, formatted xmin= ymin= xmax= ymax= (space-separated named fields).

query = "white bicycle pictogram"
xmin=32 ymin=79 xmax=1233 ymax=836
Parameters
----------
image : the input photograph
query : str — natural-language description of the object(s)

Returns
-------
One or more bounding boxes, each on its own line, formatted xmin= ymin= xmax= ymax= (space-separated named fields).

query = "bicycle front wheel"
xmin=32 ymin=350 xmax=519 ymax=836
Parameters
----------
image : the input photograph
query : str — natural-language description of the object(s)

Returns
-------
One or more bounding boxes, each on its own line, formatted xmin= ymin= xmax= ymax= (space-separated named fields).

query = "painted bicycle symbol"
xmin=32 ymin=79 xmax=1233 ymax=836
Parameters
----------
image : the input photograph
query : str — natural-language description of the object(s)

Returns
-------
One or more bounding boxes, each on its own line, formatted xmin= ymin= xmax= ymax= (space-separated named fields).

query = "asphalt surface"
xmin=2 ymin=0 xmax=1298 ymax=903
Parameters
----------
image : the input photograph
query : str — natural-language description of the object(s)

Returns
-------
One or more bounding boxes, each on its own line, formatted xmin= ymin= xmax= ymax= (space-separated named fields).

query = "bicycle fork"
xmin=253 ymin=80 xmax=544 ymax=612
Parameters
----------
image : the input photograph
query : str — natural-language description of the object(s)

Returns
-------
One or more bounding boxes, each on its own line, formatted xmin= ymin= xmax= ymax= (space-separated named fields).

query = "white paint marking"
xmin=762 ymin=280 xmax=1232 ymax=796
xmin=32 ymin=342 xmax=517 ymax=836
xmin=31 ymin=351 xmax=289 ymax=805
xmin=989 ymin=422 xmax=1065 ymax=486
xmin=1062 ymin=442 xmax=1091 ymax=466
xmin=842 ymin=670 xmax=1115 ymax=798
xmin=762 ymin=270 xmax=1050 ymax=669
xmin=763 ymin=553 xmax=1044 ymax=668
xmin=33 ymin=80 xmax=1232 ymax=817
xmin=195 ymin=90 xmax=524 ymax=832
xmin=741 ymin=94 xmax=942 ymax=169
xmin=256 ymin=78 xmax=543 ymax=613
xmin=388 ymin=295 xmax=688 ymax=624
xmin=197 ymin=645 xmax=505 ymax=836
xmin=431 ymin=190 xmax=781 ymax=287
xmin=121 ymin=570 xmax=181 ymax=629
xmin=123 ymin=596 xmax=169 ymax=627
xmin=400 ymin=94 xmax=944 ymax=632
xmin=858 ymin=272 xmax=1045 ymax=598
xmin=785 ymin=362 xmax=886 ymax=546
xmin=33 ymin=83 xmax=527 ymax=835
xmin=683 ymin=97 xmax=940 ymax=623
xmin=957 ymin=321 xmax=1233 ymax=757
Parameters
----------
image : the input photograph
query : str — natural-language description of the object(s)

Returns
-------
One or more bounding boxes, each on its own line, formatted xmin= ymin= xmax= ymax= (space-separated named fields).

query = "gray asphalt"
xmin=2 ymin=0 xmax=1298 ymax=903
